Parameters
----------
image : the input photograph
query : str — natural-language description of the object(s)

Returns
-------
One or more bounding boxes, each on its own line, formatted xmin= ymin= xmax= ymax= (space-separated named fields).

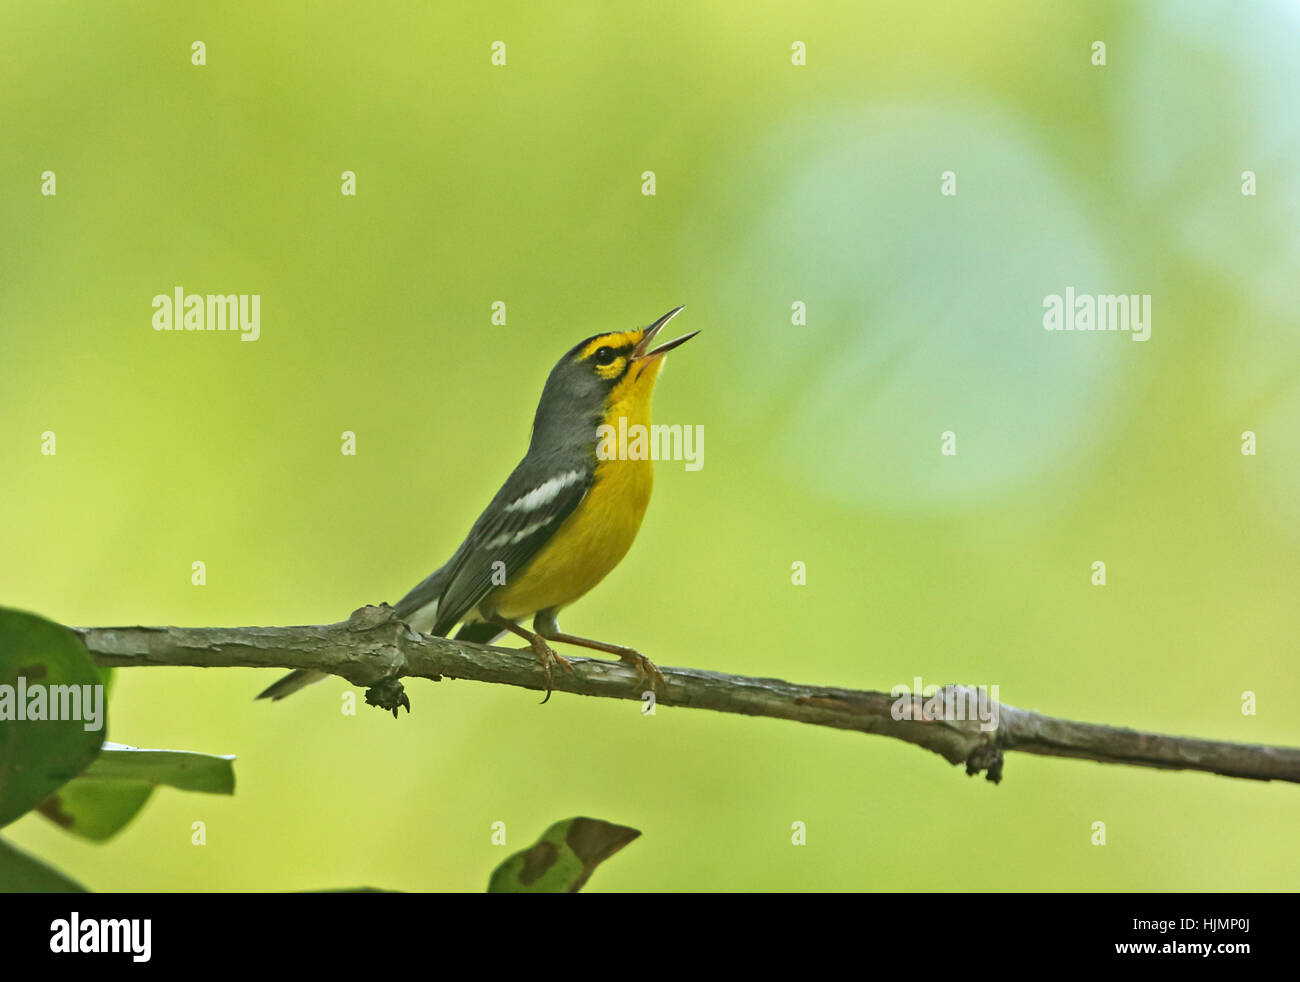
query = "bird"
xmin=258 ymin=306 xmax=698 ymax=704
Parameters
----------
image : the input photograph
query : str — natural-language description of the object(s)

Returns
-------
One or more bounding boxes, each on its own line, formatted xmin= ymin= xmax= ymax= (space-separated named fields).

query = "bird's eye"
xmin=593 ymin=346 xmax=616 ymax=366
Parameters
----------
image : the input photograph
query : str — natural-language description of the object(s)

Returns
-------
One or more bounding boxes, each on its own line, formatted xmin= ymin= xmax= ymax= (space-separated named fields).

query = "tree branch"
xmin=73 ymin=605 xmax=1300 ymax=785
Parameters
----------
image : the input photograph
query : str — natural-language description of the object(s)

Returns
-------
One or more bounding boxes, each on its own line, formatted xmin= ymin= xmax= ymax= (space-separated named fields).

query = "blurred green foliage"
xmin=487 ymin=817 xmax=639 ymax=893
xmin=42 ymin=744 xmax=237 ymax=842
xmin=0 ymin=610 xmax=102 ymax=826
xmin=0 ymin=608 xmax=237 ymax=884
xmin=2 ymin=2 xmax=1298 ymax=890
xmin=0 ymin=838 xmax=87 ymax=893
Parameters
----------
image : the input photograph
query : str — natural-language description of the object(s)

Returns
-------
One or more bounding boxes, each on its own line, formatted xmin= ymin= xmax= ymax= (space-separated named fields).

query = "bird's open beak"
xmin=633 ymin=305 xmax=699 ymax=362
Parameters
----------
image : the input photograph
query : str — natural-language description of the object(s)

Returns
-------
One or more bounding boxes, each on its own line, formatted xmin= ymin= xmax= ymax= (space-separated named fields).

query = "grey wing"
xmin=427 ymin=459 xmax=593 ymax=637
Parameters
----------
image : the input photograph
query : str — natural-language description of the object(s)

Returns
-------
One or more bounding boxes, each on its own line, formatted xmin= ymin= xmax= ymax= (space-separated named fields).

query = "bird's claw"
xmin=531 ymin=639 xmax=572 ymax=704
xmin=620 ymin=649 xmax=665 ymax=693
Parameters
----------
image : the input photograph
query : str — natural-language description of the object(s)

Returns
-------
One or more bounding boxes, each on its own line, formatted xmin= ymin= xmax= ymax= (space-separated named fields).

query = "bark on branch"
xmin=73 ymin=604 xmax=1300 ymax=786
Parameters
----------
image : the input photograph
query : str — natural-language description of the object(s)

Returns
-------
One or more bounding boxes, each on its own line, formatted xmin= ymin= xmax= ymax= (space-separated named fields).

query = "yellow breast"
xmin=488 ymin=358 xmax=665 ymax=620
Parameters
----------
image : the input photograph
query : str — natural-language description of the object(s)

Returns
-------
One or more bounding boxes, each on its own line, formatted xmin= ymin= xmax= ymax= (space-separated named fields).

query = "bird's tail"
xmin=258 ymin=559 xmax=469 ymax=702
xmin=255 ymin=668 xmax=327 ymax=702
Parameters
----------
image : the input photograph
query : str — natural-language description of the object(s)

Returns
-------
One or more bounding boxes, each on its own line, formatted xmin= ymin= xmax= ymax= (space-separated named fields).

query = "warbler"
xmin=258 ymin=306 xmax=697 ymax=703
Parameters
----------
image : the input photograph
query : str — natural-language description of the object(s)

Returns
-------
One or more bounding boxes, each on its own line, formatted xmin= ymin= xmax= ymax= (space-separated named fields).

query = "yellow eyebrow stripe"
xmin=578 ymin=330 xmax=642 ymax=361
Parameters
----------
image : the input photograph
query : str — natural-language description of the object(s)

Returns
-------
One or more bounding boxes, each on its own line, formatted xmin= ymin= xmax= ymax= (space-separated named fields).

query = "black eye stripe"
xmin=590 ymin=342 xmax=634 ymax=366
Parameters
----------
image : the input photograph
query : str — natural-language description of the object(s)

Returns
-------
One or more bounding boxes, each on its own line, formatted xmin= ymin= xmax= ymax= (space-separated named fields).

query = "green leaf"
xmin=38 ymin=780 xmax=155 ymax=842
xmin=0 ymin=836 xmax=87 ymax=892
xmin=487 ymin=817 xmax=640 ymax=893
xmin=79 ymin=743 xmax=236 ymax=794
xmin=0 ymin=608 xmax=105 ymax=827
xmin=37 ymin=744 xmax=235 ymax=841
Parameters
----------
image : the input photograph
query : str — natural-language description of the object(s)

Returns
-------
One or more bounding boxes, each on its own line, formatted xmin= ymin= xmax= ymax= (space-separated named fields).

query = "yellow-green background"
xmin=3 ymin=1 xmax=1298 ymax=891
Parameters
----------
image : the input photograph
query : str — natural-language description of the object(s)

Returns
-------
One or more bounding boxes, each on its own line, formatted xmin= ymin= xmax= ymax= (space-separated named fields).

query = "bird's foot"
xmin=529 ymin=637 xmax=572 ymax=704
xmin=618 ymin=649 xmax=665 ymax=692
